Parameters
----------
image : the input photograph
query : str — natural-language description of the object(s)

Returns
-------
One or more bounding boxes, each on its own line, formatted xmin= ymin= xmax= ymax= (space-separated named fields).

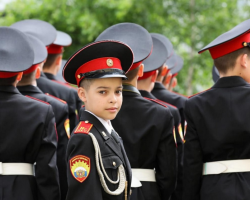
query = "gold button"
xmin=243 ymin=42 xmax=248 ymax=47
xmin=85 ymin=121 xmax=89 ymax=123
xmin=106 ymin=59 xmax=113 ymax=67
xmin=102 ymin=131 xmax=107 ymax=137
xmin=77 ymin=74 xmax=81 ymax=79
xmin=113 ymin=162 xmax=116 ymax=166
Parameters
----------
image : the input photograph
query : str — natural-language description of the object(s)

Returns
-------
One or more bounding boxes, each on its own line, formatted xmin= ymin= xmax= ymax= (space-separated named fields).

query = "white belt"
xmin=203 ymin=159 xmax=250 ymax=175
xmin=131 ymin=169 xmax=156 ymax=188
xmin=0 ymin=162 xmax=34 ymax=175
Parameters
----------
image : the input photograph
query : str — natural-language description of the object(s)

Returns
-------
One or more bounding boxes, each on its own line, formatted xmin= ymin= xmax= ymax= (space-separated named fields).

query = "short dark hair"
xmin=18 ymin=71 xmax=36 ymax=84
xmin=124 ymin=67 xmax=140 ymax=82
xmin=79 ymin=78 xmax=95 ymax=90
xmin=0 ymin=75 xmax=18 ymax=86
xmin=43 ymin=53 xmax=61 ymax=69
xmin=214 ymin=47 xmax=250 ymax=74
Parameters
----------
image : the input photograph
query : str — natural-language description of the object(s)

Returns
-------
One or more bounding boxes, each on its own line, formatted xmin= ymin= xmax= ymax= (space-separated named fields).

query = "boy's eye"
xmin=99 ymin=91 xmax=106 ymax=94
xmin=116 ymin=90 xmax=122 ymax=94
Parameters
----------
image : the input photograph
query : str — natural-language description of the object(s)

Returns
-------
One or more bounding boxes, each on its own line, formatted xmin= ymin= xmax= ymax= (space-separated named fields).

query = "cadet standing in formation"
xmin=0 ymin=27 xmax=60 ymax=199
xmin=183 ymin=18 xmax=250 ymax=200
xmin=96 ymin=23 xmax=177 ymax=200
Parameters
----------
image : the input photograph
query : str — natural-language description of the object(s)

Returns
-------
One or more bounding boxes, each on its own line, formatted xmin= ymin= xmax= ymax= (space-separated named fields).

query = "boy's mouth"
xmin=106 ymin=107 xmax=118 ymax=112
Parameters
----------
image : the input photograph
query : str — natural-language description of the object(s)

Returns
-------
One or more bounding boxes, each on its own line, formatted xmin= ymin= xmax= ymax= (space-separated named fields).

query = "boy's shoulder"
xmin=188 ymin=88 xmax=213 ymax=99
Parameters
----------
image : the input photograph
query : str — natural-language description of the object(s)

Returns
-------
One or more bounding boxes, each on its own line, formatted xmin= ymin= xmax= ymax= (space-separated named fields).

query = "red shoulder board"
xmin=188 ymin=88 xmax=211 ymax=98
xmin=74 ymin=121 xmax=93 ymax=134
xmin=25 ymin=95 xmax=50 ymax=105
xmin=144 ymin=97 xmax=168 ymax=108
xmin=45 ymin=93 xmax=67 ymax=104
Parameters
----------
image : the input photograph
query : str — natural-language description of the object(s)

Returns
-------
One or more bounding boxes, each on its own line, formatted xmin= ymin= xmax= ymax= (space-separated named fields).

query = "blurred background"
xmin=1 ymin=0 xmax=250 ymax=95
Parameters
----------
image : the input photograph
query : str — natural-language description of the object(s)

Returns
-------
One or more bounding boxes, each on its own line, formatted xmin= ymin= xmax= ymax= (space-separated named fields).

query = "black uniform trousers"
xmin=0 ymin=86 xmax=60 ymax=200
xmin=66 ymin=111 xmax=132 ymax=200
xmin=139 ymin=90 xmax=183 ymax=200
xmin=183 ymin=76 xmax=250 ymax=200
xmin=18 ymin=85 xmax=69 ymax=200
xmin=37 ymin=72 xmax=78 ymax=132
xmin=112 ymin=84 xmax=176 ymax=200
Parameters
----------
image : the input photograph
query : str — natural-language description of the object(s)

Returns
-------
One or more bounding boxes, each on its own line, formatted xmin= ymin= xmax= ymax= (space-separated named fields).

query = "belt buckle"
xmin=0 ymin=162 xmax=2 ymax=174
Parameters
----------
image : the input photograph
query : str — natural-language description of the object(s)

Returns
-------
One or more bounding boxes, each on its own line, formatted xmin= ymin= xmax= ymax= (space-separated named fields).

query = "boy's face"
xmin=78 ymin=77 xmax=123 ymax=121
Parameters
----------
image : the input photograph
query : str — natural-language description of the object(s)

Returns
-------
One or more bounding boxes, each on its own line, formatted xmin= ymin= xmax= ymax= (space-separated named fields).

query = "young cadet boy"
xmin=11 ymin=19 xmax=79 ymax=132
xmin=0 ymin=27 xmax=60 ymax=200
xmin=183 ymin=18 xmax=250 ymax=200
xmin=15 ymin=33 xmax=70 ymax=200
xmin=96 ymin=23 xmax=176 ymax=200
xmin=137 ymin=35 xmax=184 ymax=200
xmin=63 ymin=40 xmax=133 ymax=200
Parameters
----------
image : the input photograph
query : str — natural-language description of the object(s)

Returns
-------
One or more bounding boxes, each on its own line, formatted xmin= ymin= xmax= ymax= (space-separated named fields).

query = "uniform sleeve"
xmin=55 ymin=103 xmax=70 ymax=200
xmin=155 ymin=108 xmax=177 ymax=199
xmin=66 ymin=133 xmax=103 ymax=200
xmin=35 ymin=105 xmax=60 ymax=200
xmin=68 ymin=90 xmax=78 ymax=132
xmin=183 ymin=99 xmax=203 ymax=200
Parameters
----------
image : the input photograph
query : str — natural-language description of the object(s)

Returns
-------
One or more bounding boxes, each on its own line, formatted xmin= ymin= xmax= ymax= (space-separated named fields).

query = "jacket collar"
xmin=0 ymin=85 xmax=20 ymax=94
xmin=139 ymin=90 xmax=157 ymax=99
xmin=17 ymin=85 xmax=43 ymax=94
xmin=212 ymin=76 xmax=249 ymax=88
xmin=122 ymin=83 xmax=141 ymax=95
xmin=44 ymin=72 xmax=57 ymax=81
xmin=154 ymin=82 xmax=166 ymax=90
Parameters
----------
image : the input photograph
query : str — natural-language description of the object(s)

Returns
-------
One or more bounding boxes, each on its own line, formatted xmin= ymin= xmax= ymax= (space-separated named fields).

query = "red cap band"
xmin=75 ymin=57 xmax=122 ymax=86
xmin=208 ymin=32 xmax=250 ymax=59
xmin=0 ymin=72 xmax=19 ymax=78
xmin=138 ymin=70 xmax=156 ymax=80
xmin=129 ymin=61 xmax=143 ymax=71
xmin=47 ymin=44 xmax=64 ymax=54
xmin=23 ymin=64 xmax=39 ymax=75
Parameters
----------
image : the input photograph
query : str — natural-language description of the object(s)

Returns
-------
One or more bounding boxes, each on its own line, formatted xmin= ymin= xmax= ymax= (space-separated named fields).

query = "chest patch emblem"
xmin=70 ymin=155 xmax=91 ymax=183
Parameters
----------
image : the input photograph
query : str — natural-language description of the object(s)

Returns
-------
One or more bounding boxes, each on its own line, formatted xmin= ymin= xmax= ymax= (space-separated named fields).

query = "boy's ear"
xmin=16 ymin=72 xmax=23 ymax=81
xmin=35 ymin=67 xmax=41 ymax=79
xmin=151 ymin=70 xmax=158 ymax=83
xmin=171 ymin=77 xmax=177 ymax=88
xmin=161 ymin=65 xmax=168 ymax=76
xmin=165 ymin=72 xmax=172 ymax=84
xmin=241 ymin=53 xmax=249 ymax=69
xmin=138 ymin=64 xmax=144 ymax=77
xmin=56 ymin=55 xmax=63 ymax=65
xmin=78 ymin=87 xmax=87 ymax=103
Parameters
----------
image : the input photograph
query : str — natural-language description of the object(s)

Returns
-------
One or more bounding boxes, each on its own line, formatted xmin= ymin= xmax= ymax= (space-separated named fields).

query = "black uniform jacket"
xmin=139 ymin=90 xmax=183 ymax=200
xmin=66 ymin=111 xmax=132 ymax=200
xmin=183 ymin=76 xmax=250 ymax=200
xmin=0 ymin=86 xmax=60 ymax=200
xmin=112 ymin=85 xmax=176 ymax=200
xmin=37 ymin=72 xmax=78 ymax=132
xmin=152 ymin=82 xmax=187 ymax=136
xmin=44 ymin=72 xmax=82 ymax=118
xmin=17 ymin=85 xmax=69 ymax=200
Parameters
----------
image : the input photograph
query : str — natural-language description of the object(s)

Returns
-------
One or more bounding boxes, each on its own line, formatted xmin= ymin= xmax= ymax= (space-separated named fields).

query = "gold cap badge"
xmin=106 ymin=59 xmax=113 ymax=67
xmin=77 ymin=74 xmax=81 ymax=79
xmin=243 ymin=42 xmax=248 ymax=47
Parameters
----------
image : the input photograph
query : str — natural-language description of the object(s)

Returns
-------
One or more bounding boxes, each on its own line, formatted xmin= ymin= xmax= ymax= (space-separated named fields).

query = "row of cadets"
xmin=183 ymin=18 xmax=250 ymax=200
xmin=11 ymin=19 xmax=81 ymax=133
xmin=63 ymin=40 xmax=134 ymax=200
xmin=96 ymin=23 xmax=177 ymax=200
xmin=10 ymin=25 xmax=69 ymax=200
xmin=0 ymin=27 xmax=60 ymax=199
xmin=137 ymin=33 xmax=184 ymax=200
xmin=44 ymin=30 xmax=83 ymax=117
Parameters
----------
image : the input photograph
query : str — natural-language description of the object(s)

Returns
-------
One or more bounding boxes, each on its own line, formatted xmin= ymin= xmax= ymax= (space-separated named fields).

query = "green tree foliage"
xmin=1 ymin=0 xmax=249 ymax=95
